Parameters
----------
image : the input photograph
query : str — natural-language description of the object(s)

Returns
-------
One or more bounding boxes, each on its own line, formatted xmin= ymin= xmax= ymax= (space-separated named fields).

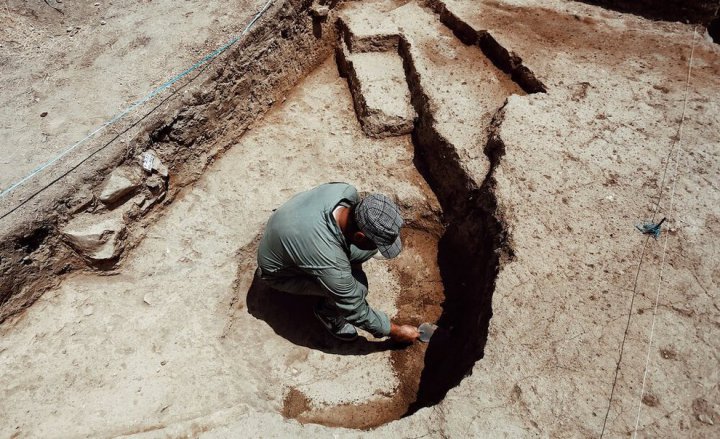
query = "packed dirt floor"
xmin=0 ymin=0 xmax=265 ymax=194
xmin=1 ymin=0 xmax=719 ymax=437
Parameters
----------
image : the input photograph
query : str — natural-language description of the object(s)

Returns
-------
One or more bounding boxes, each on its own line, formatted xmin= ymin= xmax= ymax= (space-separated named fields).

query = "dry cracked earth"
xmin=1 ymin=0 xmax=719 ymax=437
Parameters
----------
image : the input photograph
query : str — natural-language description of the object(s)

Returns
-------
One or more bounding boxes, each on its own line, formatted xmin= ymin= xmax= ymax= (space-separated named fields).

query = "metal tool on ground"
xmin=418 ymin=322 xmax=438 ymax=343
xmin=635 ymin=217 xmax=667 ymax=239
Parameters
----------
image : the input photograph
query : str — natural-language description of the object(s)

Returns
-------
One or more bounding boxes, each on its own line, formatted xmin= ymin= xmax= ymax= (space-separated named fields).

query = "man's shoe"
xmin=313 ymin=307 xmax=358 ymax=341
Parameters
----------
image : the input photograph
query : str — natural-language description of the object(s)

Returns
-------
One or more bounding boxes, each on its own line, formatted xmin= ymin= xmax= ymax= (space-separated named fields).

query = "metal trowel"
xmin=418 ymin=322 xmax=438 ymax=343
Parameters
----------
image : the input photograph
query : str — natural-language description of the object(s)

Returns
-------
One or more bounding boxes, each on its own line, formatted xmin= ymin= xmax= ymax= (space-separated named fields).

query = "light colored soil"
xmin=1 ymin=0 xmax=718 ymax=437
xmin=0 ymin=0 xmax=266 ymax=192
xmin=431 ymin=0 xmax=720 ymax=437
xmin=0 ymin=57 xmax=443 ymax=436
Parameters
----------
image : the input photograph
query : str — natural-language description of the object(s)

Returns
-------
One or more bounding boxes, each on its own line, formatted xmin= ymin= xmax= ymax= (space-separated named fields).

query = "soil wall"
xmin=0 ymin=0 xmax=339 ymax=322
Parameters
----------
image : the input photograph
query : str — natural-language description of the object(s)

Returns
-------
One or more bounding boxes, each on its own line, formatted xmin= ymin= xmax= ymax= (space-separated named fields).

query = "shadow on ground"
xmin=246 ymin=274 xmax=400 ymax=356
xmin=577 ymin=0 xmax=718 ymax=24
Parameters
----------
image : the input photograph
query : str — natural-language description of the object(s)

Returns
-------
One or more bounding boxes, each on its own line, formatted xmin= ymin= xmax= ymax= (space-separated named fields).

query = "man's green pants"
xmin=256 ymin=247 xmax=377 ymax=319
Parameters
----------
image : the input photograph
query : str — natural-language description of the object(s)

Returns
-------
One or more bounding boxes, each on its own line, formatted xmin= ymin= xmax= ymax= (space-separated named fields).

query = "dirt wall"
xmin=0 ymin=0 xmax=339 ymax=322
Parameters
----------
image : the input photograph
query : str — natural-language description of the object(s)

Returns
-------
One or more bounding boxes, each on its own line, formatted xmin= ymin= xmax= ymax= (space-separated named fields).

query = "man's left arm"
xmin=315 ymin=268 xmax=391 ymax=338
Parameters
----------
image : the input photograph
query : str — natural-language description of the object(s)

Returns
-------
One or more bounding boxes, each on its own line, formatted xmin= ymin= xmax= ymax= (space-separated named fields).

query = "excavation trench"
xmin=401 ymin=44 xmax=511 ymax=414
xmin=265 ymin=1 xmax=540 ymax=427
xmin=231 ymin=49 xmax=502 ymax=426
xmin=0 ymin=0 xmax=338 ymax=322
xmin=2 ymin=0 xmax=536 ymax=434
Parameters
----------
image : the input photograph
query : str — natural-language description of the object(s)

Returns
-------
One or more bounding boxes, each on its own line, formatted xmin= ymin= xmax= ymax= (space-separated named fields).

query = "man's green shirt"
xmin=257 ymin=183 xmax=391 ymax=337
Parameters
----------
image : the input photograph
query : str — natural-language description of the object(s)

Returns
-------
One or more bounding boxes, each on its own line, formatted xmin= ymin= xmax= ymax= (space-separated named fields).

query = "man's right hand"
xmin=389 ymin=323 xmax=420 ymax=343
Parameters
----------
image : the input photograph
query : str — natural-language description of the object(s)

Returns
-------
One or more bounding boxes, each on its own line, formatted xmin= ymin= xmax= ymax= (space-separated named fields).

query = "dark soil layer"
xmin=578 ymin=0 xmax=718 ymax=25
xmin=709 ymin=17 xmax=720 ymax=42
xmin=278 ymin=229 xmax=445 ymax=430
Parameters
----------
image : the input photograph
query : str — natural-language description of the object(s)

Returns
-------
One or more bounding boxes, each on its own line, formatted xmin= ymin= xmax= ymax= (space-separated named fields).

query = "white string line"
xmin=598 ymin=23 xmax=703 ymax=438
xmin=632 ymin=27 xmax=697 ymax=438
xmin=0 ymin=0 xmax=274 ymax=200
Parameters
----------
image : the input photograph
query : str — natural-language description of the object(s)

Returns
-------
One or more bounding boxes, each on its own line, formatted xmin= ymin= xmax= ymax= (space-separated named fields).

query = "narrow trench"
xmin=0 ymin=1 xmax=542 ymax=433
xmin=283 ymin=5 xmax=545 ymax=427
xmin=395 ymin=2 xmax=546 ymax=412
xmin=399 ymin=36 xmax=515 ymax=414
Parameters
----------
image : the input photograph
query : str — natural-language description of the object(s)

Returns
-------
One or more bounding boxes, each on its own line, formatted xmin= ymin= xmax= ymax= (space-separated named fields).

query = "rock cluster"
xmin=60 ymin=152 xmax=170 ymax=263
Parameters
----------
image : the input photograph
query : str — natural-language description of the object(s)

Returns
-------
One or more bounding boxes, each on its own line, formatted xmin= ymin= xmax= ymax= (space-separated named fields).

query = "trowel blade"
xmin=418 ymin=323 xmax=438 ymax=343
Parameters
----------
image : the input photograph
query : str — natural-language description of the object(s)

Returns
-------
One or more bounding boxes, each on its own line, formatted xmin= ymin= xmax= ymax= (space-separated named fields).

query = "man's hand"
xmin=389 ymin=323 xmax=420 ymax=343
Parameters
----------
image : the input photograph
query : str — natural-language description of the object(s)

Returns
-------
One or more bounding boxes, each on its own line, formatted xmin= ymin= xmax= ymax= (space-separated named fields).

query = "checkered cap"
xmin=354 ymin=193 xmax=404 ymax=259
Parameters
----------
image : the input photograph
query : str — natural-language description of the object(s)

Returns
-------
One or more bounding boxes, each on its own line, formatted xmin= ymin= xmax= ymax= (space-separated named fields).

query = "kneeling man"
xmin=257 ymin=182 xmax=419 ymax=343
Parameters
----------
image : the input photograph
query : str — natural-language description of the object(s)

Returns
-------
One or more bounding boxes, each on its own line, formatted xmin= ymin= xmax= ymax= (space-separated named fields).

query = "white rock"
xmin=62 ymin=212 xmax=126 ymax=261
xmin=141 ymin=150 xmax=169 ymax=177
xmin=698 ymin=414 xmax=714 ymax=425
xmin=311 ymin=5 xmax=329 ymax=18
xmin=155 ymin=162 xmax=169 ymax=178
xmin=99 ymin=167 xmax=141 ymax=205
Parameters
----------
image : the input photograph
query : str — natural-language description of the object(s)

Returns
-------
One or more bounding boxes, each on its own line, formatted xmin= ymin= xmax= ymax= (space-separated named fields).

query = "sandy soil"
xmin=0 ymin=0 xmax=264 ymax=193
xmin=0 ymin=0 xmax=718 ymax=437
xmin=0 ymin=57 xmax=444 ymax=436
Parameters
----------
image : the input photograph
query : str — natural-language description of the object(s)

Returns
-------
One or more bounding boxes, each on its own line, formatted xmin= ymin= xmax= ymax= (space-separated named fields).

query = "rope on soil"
xmin=631 ymin=27 xmax=698 ymax=439
xmin=599 ymin=26 xmax=698 ymax=439
xmin=0 ymin=0 xmax=274 ymax=211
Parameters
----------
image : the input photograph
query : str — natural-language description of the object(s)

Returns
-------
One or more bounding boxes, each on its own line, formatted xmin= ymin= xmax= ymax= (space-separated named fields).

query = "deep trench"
xmin=398 ymin=37 xmax=514 ymax=414
xmin=2 ymin=0 xmax=539 ymax=431
xmin=575 ymin=0 xmax=719 ymax=25
xmin=709 ymin=17 xmax=720 ymax=44
xmin=331 ymin=5 xmax=544 ymax=423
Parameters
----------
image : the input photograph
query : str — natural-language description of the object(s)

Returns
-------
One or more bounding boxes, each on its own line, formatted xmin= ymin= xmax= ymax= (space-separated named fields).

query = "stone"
xmin=698 ymin=414 xmax=714 ymax=425
xmin=155 ymin=162 xmax=169 ymax=178
xmin=62 ymin=212 xmax=126 ymax=261
xmin=146 ymin=174 xmax=165 ymax=193
xmin=141 ymin=150 xmax=169 ymax=178
xmin=311 ymin=5 xmax=330 ymax=18
xmin=99 ymin=167 xmax=141 ymax=205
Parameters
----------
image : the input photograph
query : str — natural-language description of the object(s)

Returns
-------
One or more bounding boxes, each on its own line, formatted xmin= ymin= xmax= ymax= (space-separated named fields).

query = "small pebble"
xmin=698 ymin=414 xmax=714 ymax=425
xmin=40 ymin=112 xmax=48 ymax=117
xmin=94 ymin=2 xmax=100 ymax=5
xmin=100 ymin=20 xmax=107 ymax=25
